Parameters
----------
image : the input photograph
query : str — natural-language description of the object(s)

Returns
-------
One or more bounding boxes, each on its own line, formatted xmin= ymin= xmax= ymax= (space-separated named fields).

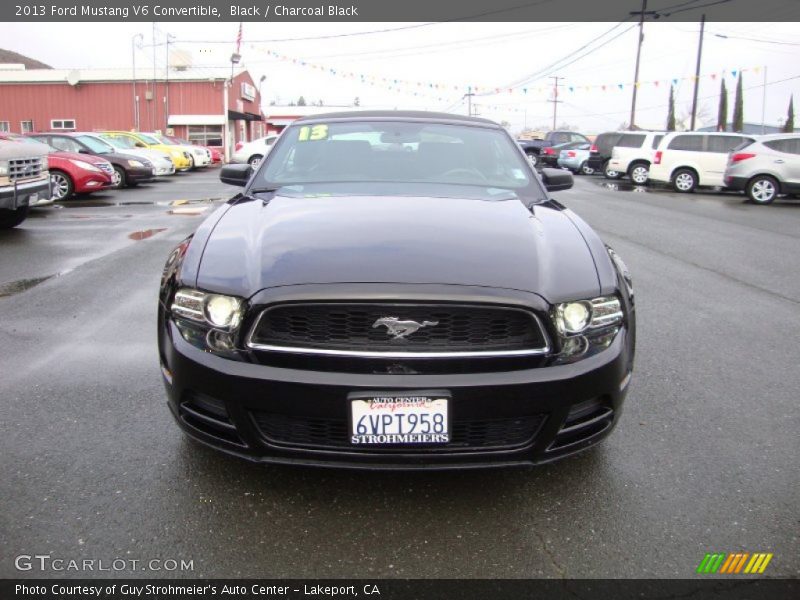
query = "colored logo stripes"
xmin=697 ymin=552 xmax=773 ymax=574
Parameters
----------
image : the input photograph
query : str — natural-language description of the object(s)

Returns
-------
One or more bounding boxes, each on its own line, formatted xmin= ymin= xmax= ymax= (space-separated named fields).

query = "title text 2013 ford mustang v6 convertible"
xmin=158 ymin=111 xmax=635 ymax=469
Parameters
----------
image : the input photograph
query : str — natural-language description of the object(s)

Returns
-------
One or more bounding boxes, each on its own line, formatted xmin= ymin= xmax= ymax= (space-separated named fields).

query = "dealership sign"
xmin=240 ymin=82 xmax=256 ymax=102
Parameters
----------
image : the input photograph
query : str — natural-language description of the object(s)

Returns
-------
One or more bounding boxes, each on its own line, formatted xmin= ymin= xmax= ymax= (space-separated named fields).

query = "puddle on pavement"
xmin=0 ymin=274 xmax=58 ymax=298
xmin=596 ymin=181 xmax=651 ymax=193
xmin=128 ymin=228 xmax=167 ymax=240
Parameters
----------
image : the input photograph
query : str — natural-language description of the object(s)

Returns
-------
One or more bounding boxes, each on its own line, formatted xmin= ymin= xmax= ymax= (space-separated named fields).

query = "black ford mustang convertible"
xmin=158 ymin=111 xmax=635 ymax=469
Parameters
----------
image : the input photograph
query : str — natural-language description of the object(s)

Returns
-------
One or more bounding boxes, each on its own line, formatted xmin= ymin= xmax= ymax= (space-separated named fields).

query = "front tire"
xmin=628 ymin=162 xmax=650 ymax=185
xmin=50 ymin=170 xmax=74 ymax=201
xmin=746 ymin=175 xmax=779 ymax=205
xmin=0 ymin=206 xmax=29 ymax=229
xmin=671 ymin=168 xmax=697 ymax=193
xmin=580 ymin=161 xmax=595 ymax=176
xmin=112 ymin=166 xmax=126 ymax=189
xmin=526 ymin=152 xmax=538 ymax=168
xmin=603 ymin=161 xmax=622 ymax=179
xmin=248 ymin=154 xmax=263 ymax=169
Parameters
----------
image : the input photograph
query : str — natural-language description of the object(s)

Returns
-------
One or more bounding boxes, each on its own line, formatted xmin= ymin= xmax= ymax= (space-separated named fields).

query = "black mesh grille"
xmin=251 ymin=412 xmax=545 ymax=452
xmin=249 ymin=303 xmax=547 ymax=353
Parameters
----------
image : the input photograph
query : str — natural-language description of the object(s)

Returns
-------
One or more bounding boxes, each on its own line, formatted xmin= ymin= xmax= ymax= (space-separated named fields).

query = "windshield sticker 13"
xmin=297 ymin=125 xmax=329 ymax=142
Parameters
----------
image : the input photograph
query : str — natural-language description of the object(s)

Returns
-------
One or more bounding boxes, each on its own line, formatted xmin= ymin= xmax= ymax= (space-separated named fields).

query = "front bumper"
xmin=0 ymin=178 xmax=51 ymax=210
xmin=160 ymin=317 xmax=633 ymax=470
xmin=127 ymin=165 xmax=157 ymax=184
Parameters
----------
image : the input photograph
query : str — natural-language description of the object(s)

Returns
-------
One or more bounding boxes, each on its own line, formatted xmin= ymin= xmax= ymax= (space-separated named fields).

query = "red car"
xmin=0 ymin=133 xmax=115 ymax=200
xmin=208 ymin=147 xmax=223 ymax=163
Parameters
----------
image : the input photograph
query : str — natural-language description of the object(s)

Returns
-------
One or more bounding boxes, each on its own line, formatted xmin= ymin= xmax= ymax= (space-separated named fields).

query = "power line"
xmin=175 ymin=0 xmax=558 ymax=45
xmin=553 ymin=74 xmax=800 ymax=120
xmin=492 ymin=22 xmax=636 ymax=93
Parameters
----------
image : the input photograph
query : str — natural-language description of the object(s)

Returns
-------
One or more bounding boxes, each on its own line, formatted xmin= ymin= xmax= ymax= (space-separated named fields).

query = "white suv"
xmin=649 ymin=132 xmax=757 ymax=192
xmin=607 ymin=131 xmax=665 ymax=185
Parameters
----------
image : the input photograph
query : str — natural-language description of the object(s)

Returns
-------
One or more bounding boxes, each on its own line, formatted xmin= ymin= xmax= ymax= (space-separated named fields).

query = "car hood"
xmin=124 ymin=148 xmax=171 ymax=163
xmin=196 ymin=195 xmax=601 ymax=301
xmin=49 ymin=150 xmax=109 ymax=165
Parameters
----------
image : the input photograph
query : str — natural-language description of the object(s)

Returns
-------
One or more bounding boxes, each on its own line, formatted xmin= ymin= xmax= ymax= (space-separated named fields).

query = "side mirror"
xmin=78 ymin=148 xmax=90 ymax=154
xmin=135 ymin=142 xmax=146 ymax=148
xmin=220 ymin=163 xmax=252 ymax=187
xmin=541 ymin=167 xmax=573 ymax=192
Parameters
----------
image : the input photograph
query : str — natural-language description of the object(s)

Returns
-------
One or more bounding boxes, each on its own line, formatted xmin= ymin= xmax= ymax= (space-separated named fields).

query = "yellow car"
xmin=99 ymin=131 xmax=192 ymax=171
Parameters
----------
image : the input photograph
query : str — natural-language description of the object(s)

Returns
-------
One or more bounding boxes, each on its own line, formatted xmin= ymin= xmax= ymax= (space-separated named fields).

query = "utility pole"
xmin=464 ymin=86 xmax=474 ymax=116
xmin=690 ymin=14 xmax=706 ymax=131
xmin=629 ymin=0 xmax=656 ymax=130
xmin=152 ymin=23 xmax=157 ymax=131
xmin=131 ymin=34 xmax=142 ymax=130
xmin=165 ymin=33 xmax=175 ymax=131
xmin=761 ymin=65 xmax=768 ymax=134
xmin=548 ymin=76 xmax=563 ymax=130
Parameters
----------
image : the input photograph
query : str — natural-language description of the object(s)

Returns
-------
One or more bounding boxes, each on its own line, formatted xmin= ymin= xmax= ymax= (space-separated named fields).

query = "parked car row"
xmin=0 ymin=128 xmax=245 ymax=228
xmin=0 ymin=130 xmax=226 ymax=202
xmin=550 ymin=128 xmax=799 ymax=205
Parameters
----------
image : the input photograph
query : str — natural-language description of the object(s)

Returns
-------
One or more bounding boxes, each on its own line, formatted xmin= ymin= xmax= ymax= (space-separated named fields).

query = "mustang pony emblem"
xmin=372 ymin=317 xmax=439 ymax=339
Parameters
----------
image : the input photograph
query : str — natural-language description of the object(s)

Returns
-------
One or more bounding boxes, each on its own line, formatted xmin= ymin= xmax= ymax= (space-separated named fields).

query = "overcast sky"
xmin=2 ymin=20 xmax=798 ymax=133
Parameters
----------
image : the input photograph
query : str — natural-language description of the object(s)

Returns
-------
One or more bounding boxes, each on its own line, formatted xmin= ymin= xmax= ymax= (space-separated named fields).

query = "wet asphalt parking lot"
xmin=1 ymin=168 xmax=798 ymax=578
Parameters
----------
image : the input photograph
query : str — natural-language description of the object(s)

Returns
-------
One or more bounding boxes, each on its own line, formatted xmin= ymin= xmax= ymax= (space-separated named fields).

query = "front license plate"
xmin=349 ymin=392 xmax=450 ymax=445
xmin=18 ymin=192 xmax=36 ymax=209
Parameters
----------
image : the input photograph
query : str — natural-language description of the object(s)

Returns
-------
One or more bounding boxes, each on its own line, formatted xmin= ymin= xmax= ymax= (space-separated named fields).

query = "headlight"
xmin=170 ymin=150 xmax=181 ymax=158
xmin=69 ymin=159 xmax=101 ymax=172
xmin=171 ymin=288 xmax=244 ymax=332
xmin=554 ymin=296 xmax=622 ymax=336
xmin=205 ymin=294 xmax=243 ymax=329
xmin=0 ymin=160 xmax=8 ymax=176
xmin=127 ymin=159 xmax=144 ymax=167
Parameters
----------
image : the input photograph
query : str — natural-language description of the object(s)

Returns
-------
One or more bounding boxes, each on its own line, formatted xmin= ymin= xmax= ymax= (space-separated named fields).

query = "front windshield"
xmin=136 ymin=133 xmax=162 ymax=145
xmin=76 ymin=135 xmax=113 ymax=154
xmin=254 ymin=120 xmax=541 ymax=200
xmin=101 ymin=135 xmax=135 ymax=149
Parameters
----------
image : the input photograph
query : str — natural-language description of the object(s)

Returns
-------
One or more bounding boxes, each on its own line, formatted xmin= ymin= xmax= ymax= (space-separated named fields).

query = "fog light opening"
xmin=206 ymin=329 xmax=235 ymax=353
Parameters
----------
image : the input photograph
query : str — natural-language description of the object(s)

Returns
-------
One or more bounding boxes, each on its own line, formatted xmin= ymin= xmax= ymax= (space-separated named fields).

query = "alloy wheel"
xmin=630 ymin=165 xmax=649 ymax=185
xmin=750 ymin=179 xmax=777 ymax=204
xmin=675 ymin=173 xmax=694 ymax=191
xmin=580 ymin=162 xmax=594 ymax=175
xmin=50 ymin=173 xmax=70 ymax=200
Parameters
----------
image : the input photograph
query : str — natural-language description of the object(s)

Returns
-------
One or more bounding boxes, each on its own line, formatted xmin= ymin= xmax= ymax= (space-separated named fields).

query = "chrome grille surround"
xmin=246 ymin=302 xmax=551 ymax=358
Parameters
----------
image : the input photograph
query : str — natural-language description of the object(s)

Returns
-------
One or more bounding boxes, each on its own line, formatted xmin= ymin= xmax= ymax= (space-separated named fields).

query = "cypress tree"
xmin=666 ymin=85 xmax=676 ymax=131
xmin=717 ymin=79 xmax=728 ymax=131
xmin=783 ymin=95 xmax=794 ymax=133
xmin=732 ymin=74 xmax=744 ymax=133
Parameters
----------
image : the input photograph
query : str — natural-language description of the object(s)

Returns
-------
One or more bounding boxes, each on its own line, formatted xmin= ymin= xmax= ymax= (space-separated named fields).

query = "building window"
xmin=21 ymin=120 xmax=34 ymax=133
xmin=187 ymin=125 xmax=223 ymax=147
xmin=51 ymin=119 xmax=76 ymax=131
xmin=0 ymin=121 xmax=9 ymax=132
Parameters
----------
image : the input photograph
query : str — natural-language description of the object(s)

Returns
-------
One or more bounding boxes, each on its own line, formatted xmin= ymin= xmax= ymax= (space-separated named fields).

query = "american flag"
xmin=235 ymin=22 xmax=242 ymax=54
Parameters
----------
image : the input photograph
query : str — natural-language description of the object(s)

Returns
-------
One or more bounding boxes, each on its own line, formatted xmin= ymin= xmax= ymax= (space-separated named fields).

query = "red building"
xmin=0 ymin=65 xmax=265 ymax=160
